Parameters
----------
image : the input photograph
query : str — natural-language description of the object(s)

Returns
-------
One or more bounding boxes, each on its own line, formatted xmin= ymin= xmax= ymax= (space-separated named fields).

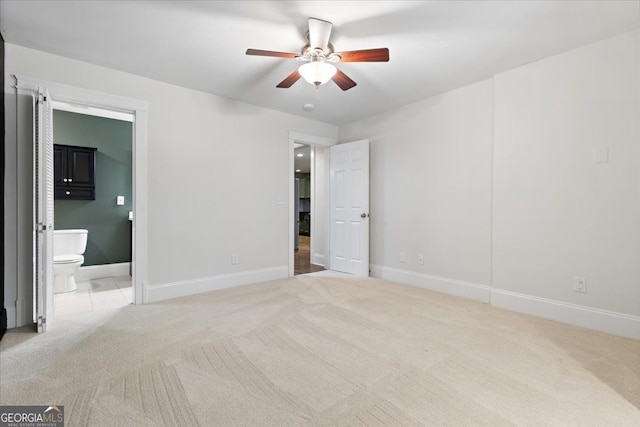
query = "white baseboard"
xmin=370 ymin=264 xmax=491 ymax=303
xmin=491 ymin=289 xmax=640 ymax=340
xmin=312 ymin=253 xmax=325 ymax=267
xmin=6 ymin=307 xmax=17 ymax=329
xmin=145 ymin=266 xmax=289 ymax=303
xmin=370 ymin=264 xmax=640 ymax=340
xmin=76 ymin=262 xmax=131 ymax=282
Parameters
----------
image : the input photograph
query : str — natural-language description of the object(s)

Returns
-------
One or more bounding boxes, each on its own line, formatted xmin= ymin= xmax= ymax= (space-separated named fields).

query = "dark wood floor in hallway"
xmin=294 ymin=235 xmax=325 ymax=275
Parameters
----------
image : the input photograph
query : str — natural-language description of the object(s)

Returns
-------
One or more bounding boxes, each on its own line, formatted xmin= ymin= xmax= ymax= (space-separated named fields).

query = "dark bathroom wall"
xmin=53 ymin=110 xmax=132 ymax=266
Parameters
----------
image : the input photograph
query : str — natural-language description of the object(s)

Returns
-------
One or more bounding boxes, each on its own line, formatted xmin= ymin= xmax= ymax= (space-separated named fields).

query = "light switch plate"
xmin=117 ymin=196 xmax=125 ymax=205
xmin=593 ymin=147 xmax=608 ymax=164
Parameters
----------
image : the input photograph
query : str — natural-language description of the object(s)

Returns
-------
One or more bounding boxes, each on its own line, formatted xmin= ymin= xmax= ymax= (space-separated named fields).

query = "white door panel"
xmin=34 ymin=87 xmax=54 ymax=333
xmin=329 ymin=140 xmax=369 ymax=276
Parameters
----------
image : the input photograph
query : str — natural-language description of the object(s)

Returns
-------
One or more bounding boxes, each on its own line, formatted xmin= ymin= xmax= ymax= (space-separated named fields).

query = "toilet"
xmin=53 ymin=229 xmax=88 ymax=293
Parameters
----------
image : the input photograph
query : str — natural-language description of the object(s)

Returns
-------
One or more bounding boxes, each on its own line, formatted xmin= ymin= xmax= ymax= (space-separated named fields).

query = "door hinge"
xmin=38 ymin=316 xmax=46 ymax=326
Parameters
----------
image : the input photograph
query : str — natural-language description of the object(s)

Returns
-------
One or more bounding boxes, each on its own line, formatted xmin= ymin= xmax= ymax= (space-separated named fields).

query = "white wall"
xmin=4 ymin=44 xmax=338 ymax=327
xmin=341 ymin=30 xmax=640 ymax=338
xmin=492 ymin=31 xmax=640 ymax=317
xmin=340 ymin=80 xmax=494 ymax=299
xmin=5 ymin=30 xmax=640 ymax=338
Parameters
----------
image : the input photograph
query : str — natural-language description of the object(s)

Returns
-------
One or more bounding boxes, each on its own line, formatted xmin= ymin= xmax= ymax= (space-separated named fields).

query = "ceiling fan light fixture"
xmin=298 ymin=61 xmax=336 ymax=86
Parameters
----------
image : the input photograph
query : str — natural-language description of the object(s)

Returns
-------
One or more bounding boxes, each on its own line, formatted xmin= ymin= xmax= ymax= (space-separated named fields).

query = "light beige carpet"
xmin=1 ymin=273 xmax=639 ymax=426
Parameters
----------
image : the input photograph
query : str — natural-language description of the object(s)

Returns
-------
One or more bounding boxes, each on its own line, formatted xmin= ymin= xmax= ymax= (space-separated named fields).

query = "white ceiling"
xmin=1 ymin=1 xmax=638 ymax=125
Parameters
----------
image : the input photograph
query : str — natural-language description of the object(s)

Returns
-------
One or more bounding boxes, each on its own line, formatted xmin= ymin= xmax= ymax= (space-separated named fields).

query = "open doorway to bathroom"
xmin=294 ymin=143 xmax=325 ymax=275
xmin=51 ymin=104 xmax=134 ymax=318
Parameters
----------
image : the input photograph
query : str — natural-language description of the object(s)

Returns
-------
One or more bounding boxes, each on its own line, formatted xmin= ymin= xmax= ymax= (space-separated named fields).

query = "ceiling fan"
xmin=246 ymin=18 xmax=389 ymax=91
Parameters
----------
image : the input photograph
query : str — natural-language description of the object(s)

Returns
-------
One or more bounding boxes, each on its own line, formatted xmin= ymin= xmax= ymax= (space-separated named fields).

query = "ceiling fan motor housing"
xmin=298 ymin=44 xmax=340 ymax=63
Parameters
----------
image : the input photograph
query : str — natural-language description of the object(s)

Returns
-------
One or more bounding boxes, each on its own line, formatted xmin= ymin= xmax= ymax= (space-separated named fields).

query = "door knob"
xmin=361 ymin=213 xmax=367 ymax=218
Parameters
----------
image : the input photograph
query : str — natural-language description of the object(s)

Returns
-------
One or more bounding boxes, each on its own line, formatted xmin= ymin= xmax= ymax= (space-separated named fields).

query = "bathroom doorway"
xmin=20 ymin=75 xmax=149 ymax=331
xmin=51 ymin=104 xmax=134 ymax=318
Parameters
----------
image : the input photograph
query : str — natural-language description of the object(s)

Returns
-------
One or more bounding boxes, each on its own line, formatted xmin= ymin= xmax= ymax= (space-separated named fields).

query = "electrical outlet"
xmin=116 ymin=196 xmax=125 ymax=205
xmin=399 ymin=252 xmax=406 ymax=263
xmin=231 ymin=254 xmax=240 ymax=265
xmin=417 ymin=254 xmax=424 ymax=265
xmin=573 ymin=276 xmax=587 ymax=293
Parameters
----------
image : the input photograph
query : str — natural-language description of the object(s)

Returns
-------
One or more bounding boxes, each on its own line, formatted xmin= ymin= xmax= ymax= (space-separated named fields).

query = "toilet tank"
xmin=53 ymin=229 xmax=88 ymax=256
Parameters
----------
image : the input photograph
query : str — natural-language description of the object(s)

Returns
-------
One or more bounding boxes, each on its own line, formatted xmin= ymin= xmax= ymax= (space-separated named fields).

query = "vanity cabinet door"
xmin=53 ymin=145 xmax=66 ymax=186
xmin=54 ymin=144 xmax=96 ymax=200
xmin=68 ymin=147 xmax=95 ymax=187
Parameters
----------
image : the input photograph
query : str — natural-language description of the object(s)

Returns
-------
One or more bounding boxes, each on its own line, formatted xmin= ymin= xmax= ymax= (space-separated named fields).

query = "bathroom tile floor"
xmin=54 ymin=275 xmax=133 ymax=318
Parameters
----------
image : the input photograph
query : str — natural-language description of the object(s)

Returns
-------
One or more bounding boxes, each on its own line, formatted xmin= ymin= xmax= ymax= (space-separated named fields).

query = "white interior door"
xmin=34 ymin=87 xmax=54 ymax=332
xmin=329 ymin=140 xmax=370 ymax=276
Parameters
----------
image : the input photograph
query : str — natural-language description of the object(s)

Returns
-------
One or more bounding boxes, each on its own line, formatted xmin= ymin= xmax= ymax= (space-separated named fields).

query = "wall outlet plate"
xmin=573 ymin=276 xmax=587 ymax=293
xmin=399 ymin=252 xmax=406 ymax=263
xmin=231 ymin=254 xmax=239 ymax=265
xmin=116 ymin=196 xmax=125 ymax=205
xmin=417 ymin=254 xmax=424 ymax=265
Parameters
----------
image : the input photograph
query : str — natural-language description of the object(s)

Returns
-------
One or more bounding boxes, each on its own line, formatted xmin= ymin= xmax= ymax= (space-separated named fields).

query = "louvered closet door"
xmin=34 ymin=87 xmax=54 ymax=333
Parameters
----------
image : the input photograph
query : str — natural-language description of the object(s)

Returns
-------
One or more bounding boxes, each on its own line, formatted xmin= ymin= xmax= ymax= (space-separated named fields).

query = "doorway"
xmin=16 ymin=75 xmax=149 ymax=331
xmin=294 ymin=144 xmax=324 ymax=275
xmin=288 ymin=132 xmax=335 ymax=277
xmin=51 ymin=104 xmax=134 ymax=318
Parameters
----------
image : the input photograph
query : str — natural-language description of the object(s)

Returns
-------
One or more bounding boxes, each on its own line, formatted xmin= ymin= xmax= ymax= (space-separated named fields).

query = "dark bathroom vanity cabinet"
xmin=54 ymin=144 xmax=97 ymax=200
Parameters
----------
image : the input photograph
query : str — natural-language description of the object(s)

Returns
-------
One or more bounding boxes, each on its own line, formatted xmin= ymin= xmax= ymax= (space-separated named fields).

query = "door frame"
xmin=288 ymin=131 xmax=336 ymax=277
xmin=15 ymin=75 xmax=149 ymax=310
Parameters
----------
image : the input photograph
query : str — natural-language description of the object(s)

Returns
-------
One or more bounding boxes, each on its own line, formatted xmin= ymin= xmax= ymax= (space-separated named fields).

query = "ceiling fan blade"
xmin=308 ymin=18 xmax=332 ymax=50
xmin=276 ymin=70 xmax=302 ymax=88
xmin=246 ymin=49 xmax=298 ymax=59
xmin=332 ymin=69 xmax=357 ymax=91
xmin=336 ymin=48 xmax=389 ymax=62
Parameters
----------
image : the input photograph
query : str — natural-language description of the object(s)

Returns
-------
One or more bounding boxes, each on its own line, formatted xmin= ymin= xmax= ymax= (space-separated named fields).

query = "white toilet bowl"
xmin=53 ymin=229 xmax=88 ymax=293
